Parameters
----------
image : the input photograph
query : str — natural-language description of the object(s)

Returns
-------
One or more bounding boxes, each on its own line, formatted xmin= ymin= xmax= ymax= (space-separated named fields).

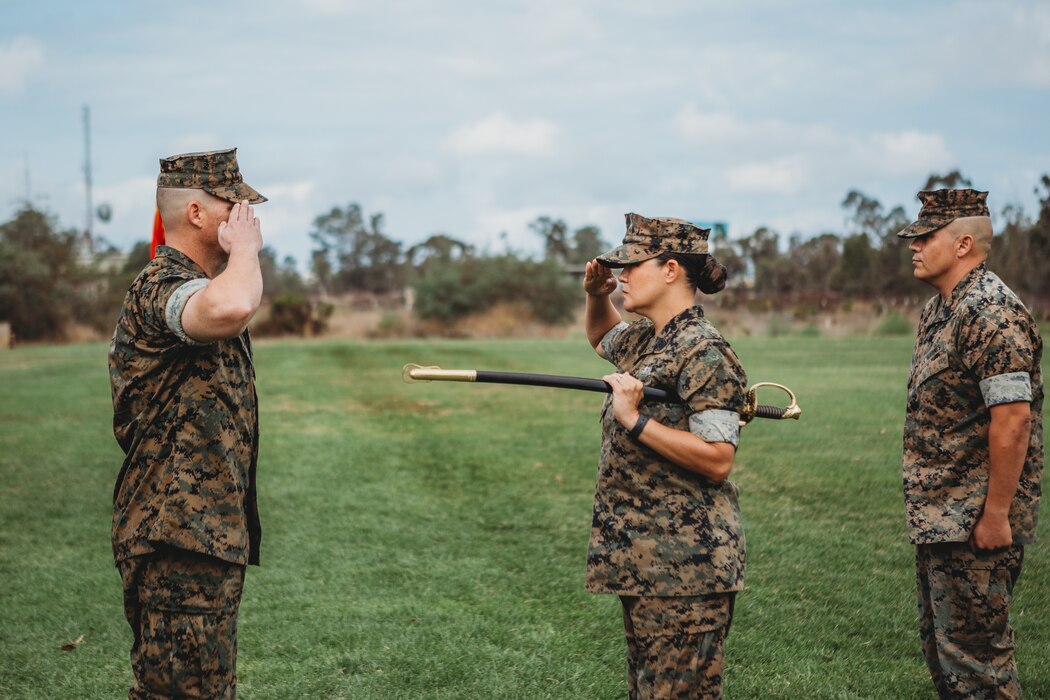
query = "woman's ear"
xmin=663 ymin=258 xmax=682 ymax=284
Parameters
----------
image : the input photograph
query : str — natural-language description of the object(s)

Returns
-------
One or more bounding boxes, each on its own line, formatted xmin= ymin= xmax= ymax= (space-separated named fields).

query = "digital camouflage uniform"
xmin=901 ymin=190 xmax=1044 ymax=700
xmin=109 ymin=148 xmax=264 ymax=699
xmin=592 ymin=214 xmax=747 ymax=700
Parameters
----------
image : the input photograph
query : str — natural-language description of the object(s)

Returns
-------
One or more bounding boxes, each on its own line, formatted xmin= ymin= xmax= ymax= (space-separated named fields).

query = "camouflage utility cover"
xmin=904 ymin=264 xmax=1043 ymax=544
xmin=597 ymin=213 xmax=711 ymax=267
xmin=589 ymin=305 xmax=747 ymax=596
xmin=157 ymin=147 xmax=267 ymax=204
xmin=110 ymin=246 xmax=262 ymax=566
xmin=897 ymin=188 xmax=990 ymax=239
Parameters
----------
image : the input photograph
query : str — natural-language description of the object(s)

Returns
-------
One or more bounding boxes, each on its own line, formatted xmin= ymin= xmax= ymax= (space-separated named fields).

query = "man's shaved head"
xmin=157 ymin=187 xmax=228 ymax=229
xmin=945 ymin=216 xmax=993 ymax=256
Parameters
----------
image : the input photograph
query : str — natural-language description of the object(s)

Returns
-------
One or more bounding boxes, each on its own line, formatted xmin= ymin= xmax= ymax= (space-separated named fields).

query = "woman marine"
xmin=583 ymin=213 xmax=747 ymax=700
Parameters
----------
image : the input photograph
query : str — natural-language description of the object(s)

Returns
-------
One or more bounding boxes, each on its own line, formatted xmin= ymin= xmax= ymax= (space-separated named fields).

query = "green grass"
xmin=0 ymin=335 xmax=1047 ymax=698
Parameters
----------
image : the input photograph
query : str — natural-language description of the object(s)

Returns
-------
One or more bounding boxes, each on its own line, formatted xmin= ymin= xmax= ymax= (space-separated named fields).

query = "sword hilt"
xmin=740 ymin=382 xmax=801 ymax=425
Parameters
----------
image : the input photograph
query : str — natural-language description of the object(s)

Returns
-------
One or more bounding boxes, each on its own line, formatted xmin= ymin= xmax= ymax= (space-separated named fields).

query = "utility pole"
xmin=82 ymin=105 xmax=94 ymax=251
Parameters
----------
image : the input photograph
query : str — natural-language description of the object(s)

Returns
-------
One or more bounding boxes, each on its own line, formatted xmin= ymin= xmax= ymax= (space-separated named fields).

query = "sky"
xmin=2 ymin=0 xmax=1048 ymax=265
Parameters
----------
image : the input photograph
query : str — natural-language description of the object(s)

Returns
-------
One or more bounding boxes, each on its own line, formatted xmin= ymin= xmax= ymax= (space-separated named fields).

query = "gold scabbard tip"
xmin=402 ymin=364 xmax=477 ymax=383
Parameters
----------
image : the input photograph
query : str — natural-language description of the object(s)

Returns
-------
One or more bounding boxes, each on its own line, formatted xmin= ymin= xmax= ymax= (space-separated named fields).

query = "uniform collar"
xmin=651 ymin=305 xmax=705 ymax=352
xmin=154 ymin=245 xmax=208 ymax=277
xmin=933 ymin=262 xmax=987 ymax=317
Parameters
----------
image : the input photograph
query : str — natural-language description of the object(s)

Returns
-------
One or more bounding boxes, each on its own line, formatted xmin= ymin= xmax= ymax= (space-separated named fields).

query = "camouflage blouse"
xmin=904 ymin=263 xmax=1044 ymax=544
xmin=587 ymin=305 xmax=747 ymax=596
xmin=109 ymin=246 xmax=261 ymax=566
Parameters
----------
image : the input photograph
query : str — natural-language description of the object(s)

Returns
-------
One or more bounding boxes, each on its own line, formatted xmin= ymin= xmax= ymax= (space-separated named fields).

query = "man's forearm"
xmin=210 ymin=245 xmax=264 ymax=319
xmin=984 ymin=402 xmax=1032 ymax=517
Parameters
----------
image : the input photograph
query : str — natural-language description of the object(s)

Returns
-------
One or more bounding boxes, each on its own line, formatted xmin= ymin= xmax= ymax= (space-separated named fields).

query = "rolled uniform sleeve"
xmin=689 ymin=410 xmax=740 ymax=447
xmin=164 ymin=279 xmax=211 ymax=346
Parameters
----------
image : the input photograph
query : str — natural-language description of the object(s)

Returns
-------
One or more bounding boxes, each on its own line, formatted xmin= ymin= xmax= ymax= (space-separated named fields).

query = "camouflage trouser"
xmin=916 ymin=542 xmax=1025 ymax=700
xmin=118 ymin=547 xmax=246 ymax=699
xmin=619 ymin=593 xmax=735 ymax=700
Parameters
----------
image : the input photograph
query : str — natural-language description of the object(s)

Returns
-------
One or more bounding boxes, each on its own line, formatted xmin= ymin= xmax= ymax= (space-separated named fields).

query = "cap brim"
xmin=595 ymin=243 xmax=660 ymax=268
xmin=896 ymin=218 xmax=948 ymax=239
xmin=207 ymin=181 xmax=268 ymax=204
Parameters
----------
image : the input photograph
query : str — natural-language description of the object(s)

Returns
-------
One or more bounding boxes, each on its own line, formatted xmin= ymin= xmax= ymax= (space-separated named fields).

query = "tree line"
xmin=2 ymin=170 xmax=1047 ymax=343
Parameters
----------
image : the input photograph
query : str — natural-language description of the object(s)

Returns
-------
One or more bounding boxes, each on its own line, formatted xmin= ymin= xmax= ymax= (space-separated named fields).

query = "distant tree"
xmin=568 ymin=225 xmax=608 ymax=264
xmin=121 ymin=241 xmax=152 ymax=274
xmin=308 ymin=204 xmax=405 ymax=294
xmin=840 ymin=190 xmax=916 ymax=297
xmin=788 ymin=233 xmax=841 ymax=293
xmin=921 ymin=170 xmax=973 ymax=191
xmin=259 ymin=246 xmax=305 ymax=299
xmin=737 ymin=227 xmax=782 ymax=292
xmin=530 ymin=216 xmax=571 ymax=262
xmin=830 ymin=233 xmax=875 ymax=295
xmin=407 ymin=234 xmax=474 ymax=271
xmin=992 ymin=203 xmax=1034 ymax=298
xmin=709 ymin=226 xmax=746 ymax=283
xmin=0 ymin=205 xmax=81 ymax=340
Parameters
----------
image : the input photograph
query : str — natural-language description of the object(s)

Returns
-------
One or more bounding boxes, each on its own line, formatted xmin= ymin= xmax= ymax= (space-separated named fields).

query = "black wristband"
xmin=628 ymin=413 xmax=649 ymax=441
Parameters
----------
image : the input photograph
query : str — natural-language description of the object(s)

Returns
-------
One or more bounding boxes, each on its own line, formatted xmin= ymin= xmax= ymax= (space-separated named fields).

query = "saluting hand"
xmin=218 ymin=200 xmax=263 ymax=256
xmin=603 ymin=372 xmax=644 ymax=429
xmin=584 ymin=259 xmax=618 ymax=296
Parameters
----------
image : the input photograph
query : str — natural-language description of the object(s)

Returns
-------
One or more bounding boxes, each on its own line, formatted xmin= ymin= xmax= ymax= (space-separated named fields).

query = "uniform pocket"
xmin=911 ymin=349 xmax=950 ymax=389
xmin=930 ymin=544 xmax=1022 ymax=647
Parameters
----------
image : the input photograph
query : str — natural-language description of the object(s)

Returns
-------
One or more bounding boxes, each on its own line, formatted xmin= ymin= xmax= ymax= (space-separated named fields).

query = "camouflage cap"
xmin=896 ymin=188 xmax=989 ymax=239
xmin=157 ymin=148 xmax=267 ymax=204
xmin=596 ymin=213 xmax=711 ymax=267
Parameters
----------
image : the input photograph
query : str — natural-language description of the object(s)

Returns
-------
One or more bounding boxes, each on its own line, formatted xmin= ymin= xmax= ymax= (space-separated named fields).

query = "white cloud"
xmin=379 ymin=156 xmax=446 ymax=193
xmin=726 ymin=157 xmax=811 ymax=194
xmin=443 ymin=113 xmax=560 ymax=158
xmin=866 ymin=131 xmax=952 ymax=177
xmin=1002 ymin=3 xmax=1050 ymax=87
xmin=674 ymin=106 xmax=954 ymax=194
xmin=0 ymin=36 xmax=45 ymax=94
xmin=298 ymin=0 xmax=366 ymax=17
xmin=257 ymin=180 xmax=315 ymax=204
xmin=163 ymin=134 xmax=225 ymax=157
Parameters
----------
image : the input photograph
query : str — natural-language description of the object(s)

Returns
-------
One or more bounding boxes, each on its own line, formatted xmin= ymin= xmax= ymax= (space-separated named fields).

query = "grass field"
xmin=1 ymin=334 xmax=1047 ymax=699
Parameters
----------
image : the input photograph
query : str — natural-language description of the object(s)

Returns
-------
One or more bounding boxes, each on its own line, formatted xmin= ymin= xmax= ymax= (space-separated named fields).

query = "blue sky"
xmin=2 ymin=0 xmax=1048 ymax=264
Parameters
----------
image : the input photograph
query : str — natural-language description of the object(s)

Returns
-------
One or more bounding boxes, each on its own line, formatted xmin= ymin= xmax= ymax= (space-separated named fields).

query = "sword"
xmin=402 ymin=364 xmax=800 ymax=425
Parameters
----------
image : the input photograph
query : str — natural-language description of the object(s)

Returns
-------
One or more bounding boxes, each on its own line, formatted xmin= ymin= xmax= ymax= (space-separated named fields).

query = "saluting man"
xmin=109 ymin=148 xmax=267 ymax=698
xmin=899 ymin=189 xmax=1043 ymax=699
xmin=583 ymin=214 xmax=746 ymax=699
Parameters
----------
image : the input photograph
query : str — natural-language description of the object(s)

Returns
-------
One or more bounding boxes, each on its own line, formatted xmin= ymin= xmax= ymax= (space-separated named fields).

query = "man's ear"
xmin=186 ymin=199 xmax=205 ymax=229
xmin=955 ymin=233 xmax=974 ymax=258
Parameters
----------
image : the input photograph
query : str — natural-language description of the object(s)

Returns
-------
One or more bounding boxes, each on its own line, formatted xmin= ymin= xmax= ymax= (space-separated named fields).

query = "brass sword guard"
xmin=740 ymin=381 xmax=802 ymax=426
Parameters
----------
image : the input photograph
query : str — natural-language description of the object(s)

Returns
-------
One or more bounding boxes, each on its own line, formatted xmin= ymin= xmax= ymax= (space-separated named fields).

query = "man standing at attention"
xmin=110 ymin=148 xmax=267 ymax=698
xmin=899 ymin=189 xmax=1043 ymax=699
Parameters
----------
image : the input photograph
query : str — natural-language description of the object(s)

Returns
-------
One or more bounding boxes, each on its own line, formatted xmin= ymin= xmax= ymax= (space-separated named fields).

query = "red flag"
xmin=150 ymin=208 xmax=165 ymax=259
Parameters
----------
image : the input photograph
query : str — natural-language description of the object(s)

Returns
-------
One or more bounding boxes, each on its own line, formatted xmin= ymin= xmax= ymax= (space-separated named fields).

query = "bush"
xmin=258 ymin=294 xmax=332 ymax=336
xmin=412 ymin=256 xmax=577 ymax=325
xmin=766 ymin=314 xmax=792 ymax=337
xmin=877 ymin=312 xmax=912 ymax=336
